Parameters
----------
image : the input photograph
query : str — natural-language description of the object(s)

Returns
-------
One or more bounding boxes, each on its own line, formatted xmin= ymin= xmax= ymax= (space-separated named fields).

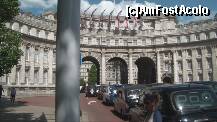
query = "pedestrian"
xmin=143 ymin=92 xmax=162 ymax=122
xmin=0 ymin=85 xmax=4 ymax=99
xmin=10 ymin=87 xmax=16 ymax=103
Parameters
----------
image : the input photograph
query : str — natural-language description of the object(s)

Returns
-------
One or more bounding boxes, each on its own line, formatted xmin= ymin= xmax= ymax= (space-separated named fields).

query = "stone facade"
xmin=0 ymin=12 xmax=217 ymax=95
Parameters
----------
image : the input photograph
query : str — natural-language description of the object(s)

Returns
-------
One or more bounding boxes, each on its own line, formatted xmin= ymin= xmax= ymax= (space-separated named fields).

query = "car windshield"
xmin=172 ymin=89 xmax=217 ymax=111
xmin=127 ymin=89 xmax=140 ymax=97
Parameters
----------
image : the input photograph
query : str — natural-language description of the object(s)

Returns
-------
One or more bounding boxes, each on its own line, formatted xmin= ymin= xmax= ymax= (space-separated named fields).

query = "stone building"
xmin=0 ymin=10 xmax=217 ymax=95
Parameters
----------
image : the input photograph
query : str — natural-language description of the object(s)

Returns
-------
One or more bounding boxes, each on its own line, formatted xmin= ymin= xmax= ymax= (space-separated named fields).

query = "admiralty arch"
xmin=0 ymin=11 xmax=217 ymax=95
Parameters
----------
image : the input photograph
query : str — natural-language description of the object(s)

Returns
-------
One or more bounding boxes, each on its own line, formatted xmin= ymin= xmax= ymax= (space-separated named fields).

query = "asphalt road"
xmin=80 ymin=93 xmax=127 ymax=122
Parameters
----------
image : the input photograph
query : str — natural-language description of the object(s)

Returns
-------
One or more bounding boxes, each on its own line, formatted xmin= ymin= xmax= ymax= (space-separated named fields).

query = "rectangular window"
xmin=34 ymin=70 xmax=39 ymax=83
xmin=34 ymin=49 xmax=39 ymax=63
xmin=25 ymin=47 xmax=30 ymax=61
xmin=43 ymin=70 xmax=48 ymax=84
xmin=187 ymin=50 xmax=192 ymax=57
xmin=207 ymin=58 xmax=212 ymax=69
xmin=198 ymin=73 xmax=203 ymax=81
xmin=188 ymin=74 xmax=193 ymax=82
xmin=197 ymin=49 xmax=202 ymax=56
xmin=178 ymin=74 xmax=183 ymax=83
xmin=177 ymin=37 xmax=181 ymax=43
xmin=186 ymin=36 xmax=190 ymax=42
xmin=178 ymin=61 xmax=182 ymax=71
xmin=197 ymin=59 xmax=202 ymax=69
xmin=133 ymin=40 xmax=137 ymax=45
xmin=43 ymin=51 xmax=48 ymax=64
xmin=208 ymin=72 xmax=213 ymax=81
xmin=178 ymin=51 xmax=182 ymax=57
xmin=25 ymin=69 xmax=30 ymax=84
xmin=187 ymin=60 xmax=192 ymax=70
xmin=165 ymin=62 xmax=169 ymax=71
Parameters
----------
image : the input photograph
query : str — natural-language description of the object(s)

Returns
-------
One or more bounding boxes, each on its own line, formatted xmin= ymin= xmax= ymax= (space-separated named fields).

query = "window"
xmin=16 ymin=70 xmax=20 ymax=84
xmin=88 ymin=37 xmax=91 ymax=45
xmin=34 ymin=70 xmax=39 ymax=83
xmin=197 ymin=59 xmax=202 ymax=69
xmin=177 ymin=37 xmax=181 ymax=43
xmin=124 ymin=40 xmax=127 ymax=46
xmin=195 ymin=34 xmax=199 ymax=40
xmin=187 ymin=60 xmax=192 ymax=70
xmin=43 ymin=50 xmax=48 ymax=64
xmin=178 ymin=61 xmax=182 ymax=71
xmin=208 ymin=72 xmax=213 ymax=81
xmin=187 ymin=50 xmax=192 ymax=57
xmin=207 ymin=48 xmax=212 ymax=55
xmin=188 ymin=74 xmax=193 ymax=82
xmin=142 ymin=39 xmax=146 ymax=45
xmin=207 ymin=58 xmax=212 ymax=69
xmin=178 ymin=74 xmax=183 ymax=83
xmin=53 ymin=52 xmax=56 ymax=64
xmin=165 ymin=62 xmax=169 ymax=71
xmin=133 ymin=40 xmax=137 ymax=46
xmin=25 ymin=47 xmax=30 ymax=61
xmin=25 ymin=68 xmax=30 ymax=84
xmin=97 ymin=38 xmax=100 ymax=45
xmin=34 ymin=49 xmax=39 ymax=63
xmin=197 ymin=49 xmax=202 ymax=56
xmin=43 ymin=70 xmax=48 ymax=84
xmin=53 ymin=71 xmax=56 ymax=84
xmin=151 ymin=39 xmax=155 ymax=45
xmin=115 ymin=39 xmax=119 ymax=45
xmin=164 ymin=38 xmax=168 ymax=44
xmin=198 ymin=73 xmax=203 ymax=81
xmin=186 ymin=36 xmax=190 ymax=42
xmin=178 ymin=50 xmax=182 ymax=57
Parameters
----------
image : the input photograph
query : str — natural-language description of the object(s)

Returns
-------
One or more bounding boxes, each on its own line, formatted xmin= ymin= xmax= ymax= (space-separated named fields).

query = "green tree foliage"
xmin=88 ymin=64 xmax=97 ymax=85
xmin=0 ymin=0 xmax=23 ymax=77
xmin=80 ymin=78 xmax=85 ymax=86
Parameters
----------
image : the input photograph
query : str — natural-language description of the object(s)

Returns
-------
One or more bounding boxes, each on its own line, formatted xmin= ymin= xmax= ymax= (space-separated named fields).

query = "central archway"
xmin=82 ymin=56 xmax=100 ymax=85
xmin=135 ymin=57 xmax=156 ymax=84
xmin=106 ymin=57 xmax=128 ymax=84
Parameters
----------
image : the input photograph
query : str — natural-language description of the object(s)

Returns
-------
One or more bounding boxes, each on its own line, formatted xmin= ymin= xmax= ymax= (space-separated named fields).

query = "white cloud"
xmin=19 ymin=0 xmax=157 ymax=16
xmin=19 ymin=0 xmax=57 ymax=9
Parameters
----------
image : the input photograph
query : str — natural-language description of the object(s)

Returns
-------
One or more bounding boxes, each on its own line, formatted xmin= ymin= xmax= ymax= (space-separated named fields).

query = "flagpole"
xmin=56 ymin=0 xmax=80 ymax=122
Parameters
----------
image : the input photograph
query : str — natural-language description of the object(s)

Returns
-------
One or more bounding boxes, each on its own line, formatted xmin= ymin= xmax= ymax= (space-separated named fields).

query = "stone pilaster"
xmin=38 ymin=46 xmax=44 ymax=84
xmin=157 ymin=51 xmax=162 ymax=83
xmin=29 ymin=45 xmax=35 ymax=85
xmin=48 ymin=47 xmax=53 ymax=85
xmin=192 ymin=49 xmax=197 ymax=81
xmin=212 ymin=46 xmax=217 ymax=80
xmin=19 ymin=45 xmax=25 ymax=85
xmin=128 ymin=50 xmax=134 ymax=84
xmin=101 ymin=51 xmax=106 ymax=84
xmin=182 ymin=50 xmax=187 ymax=82
xmin=201 ymin=48 xmax=208 ymax=80
xmin=173 ymin=51 xmax=178 ymax=83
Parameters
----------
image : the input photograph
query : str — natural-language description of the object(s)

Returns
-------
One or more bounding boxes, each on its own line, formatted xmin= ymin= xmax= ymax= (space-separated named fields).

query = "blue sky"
xmin=19 ymin=0 xmax=217 ymax=24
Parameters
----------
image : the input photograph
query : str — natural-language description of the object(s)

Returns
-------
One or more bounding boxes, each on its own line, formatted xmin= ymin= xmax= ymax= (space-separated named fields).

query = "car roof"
xmin=187 ymin=81 xmax=217 ymax=85
xmin=150 ymin=83 xmax=211 ymax=93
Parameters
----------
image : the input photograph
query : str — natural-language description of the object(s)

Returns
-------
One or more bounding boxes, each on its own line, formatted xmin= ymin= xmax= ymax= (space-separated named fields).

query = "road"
xmin=80 ymin=93 xmax=127 ymax=122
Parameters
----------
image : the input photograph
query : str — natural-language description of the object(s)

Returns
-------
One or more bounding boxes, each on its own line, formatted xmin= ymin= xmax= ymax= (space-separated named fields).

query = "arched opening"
xmin=81 ymin=56 xmax=100 ymax=85
xmin=106 ymin=57 xmax=128 ymax=84
xmin=135 ymin=57 xmax=156 ymax=84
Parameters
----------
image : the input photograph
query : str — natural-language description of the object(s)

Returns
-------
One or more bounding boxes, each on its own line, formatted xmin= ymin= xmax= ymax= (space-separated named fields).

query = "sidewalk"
xmin=0 ymin=96 xmax=55 ymax=122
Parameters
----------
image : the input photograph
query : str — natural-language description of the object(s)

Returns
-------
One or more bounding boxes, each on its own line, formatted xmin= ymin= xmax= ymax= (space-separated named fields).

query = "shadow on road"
xmin=0 ymin=97 xmax=48 ymax=122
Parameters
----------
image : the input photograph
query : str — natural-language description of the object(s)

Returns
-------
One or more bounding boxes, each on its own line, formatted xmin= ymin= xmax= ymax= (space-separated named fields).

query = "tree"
xmin=0 ymin=0 xmax=23 ymax=77
xmin=88 ymin=64 xmax=97 ymax=85
xmin=80 ymin=78 xmax=85 ymax=86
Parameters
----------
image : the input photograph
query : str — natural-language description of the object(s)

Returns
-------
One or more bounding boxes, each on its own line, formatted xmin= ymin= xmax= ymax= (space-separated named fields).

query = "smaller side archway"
xmin=82 ymin=56 xmax=100 ymax=85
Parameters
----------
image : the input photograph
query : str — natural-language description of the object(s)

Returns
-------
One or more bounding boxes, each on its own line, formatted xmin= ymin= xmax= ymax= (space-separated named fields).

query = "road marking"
xmin=88 ymin=101 xmax=96 ymax=105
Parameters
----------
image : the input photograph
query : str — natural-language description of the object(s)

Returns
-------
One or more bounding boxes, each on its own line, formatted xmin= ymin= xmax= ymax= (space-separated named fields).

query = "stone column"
xmin=182 ymin=50 xmax=187 ymax=82
xmin=29 ymin=45 xmax=35 ymax=85
xmin=212 ymin=46 xmax=217 ymax=80
xmin=101 ymin=51 xmax=106 ymax=84
xmin=173 ymin=51 xmax=178 ymax=83
xmin=201 ymin=47 xmax=208 ymax=80
xmin=192 ymin=49 xmax=197 ymax=81
xmin=38 ymin=46 xmax=44 ymax=84
xmin=157 ymin=51 xmax=162 ymax=83
xmin=128 ymin=50 xmax=133 ymax=84
xmin=19 ymin=44 xmax=25 ymax=85
xmin=48 ymin=47 xmax=53 ymax=85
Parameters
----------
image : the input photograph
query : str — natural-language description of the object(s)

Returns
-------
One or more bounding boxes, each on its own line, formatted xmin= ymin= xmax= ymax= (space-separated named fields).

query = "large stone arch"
xmin=106 ymin=57 xmax=128 ymax=84
xmin=82 ymin=56 xmax=100 ymax=85
xmin=135 ymin=57 xmax=156 ymax=84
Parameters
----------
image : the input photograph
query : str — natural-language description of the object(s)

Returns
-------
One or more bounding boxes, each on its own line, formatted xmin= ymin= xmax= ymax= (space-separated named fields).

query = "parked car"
xmin=102 ymin=84 xmax=122 ymax=105
xmin=113 ymin=84 xmax=147 ymax=119
xmin=187 ymin=81 xmax=217 ymax=94
xmin=97 ymin=84 xmax=108 ymax=100
xmin=85 ymin=85 xmax=97 ymax=97
xmin=129 ymin=84 xmax=217 ymax=122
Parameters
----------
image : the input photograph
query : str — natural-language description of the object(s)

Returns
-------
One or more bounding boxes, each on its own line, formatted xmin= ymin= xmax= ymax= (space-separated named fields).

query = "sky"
xmin=19 ymin=0 xmax=217 ymax=24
